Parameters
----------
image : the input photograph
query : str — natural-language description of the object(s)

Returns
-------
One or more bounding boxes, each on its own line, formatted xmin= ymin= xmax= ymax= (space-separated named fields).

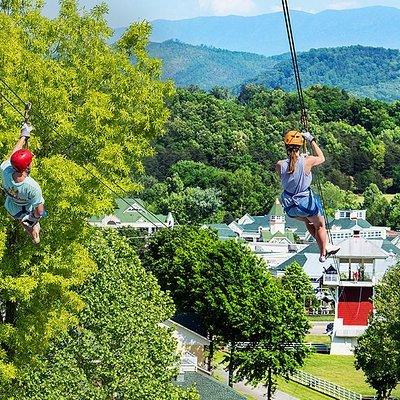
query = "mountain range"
xmin=147 ymin=41 xmax=400 ymax=102
xmin=114 ymin=6 xmax=400 ymax=57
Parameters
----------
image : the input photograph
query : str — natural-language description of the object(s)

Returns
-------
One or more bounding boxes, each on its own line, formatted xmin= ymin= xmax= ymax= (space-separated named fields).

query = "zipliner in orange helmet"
xmin=284 ymin=130 xmax=304 ymax=147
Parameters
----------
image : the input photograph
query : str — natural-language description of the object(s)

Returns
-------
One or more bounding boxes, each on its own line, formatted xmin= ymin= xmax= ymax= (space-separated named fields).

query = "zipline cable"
xmin=0 ymin=79 xmax=169 ymax=230
xmin=281 ymin=0 xmax=337 ymax=264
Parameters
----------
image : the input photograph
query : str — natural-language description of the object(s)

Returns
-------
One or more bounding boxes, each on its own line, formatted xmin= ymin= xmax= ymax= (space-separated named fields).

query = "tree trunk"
xmin=228 ymin=340 xmax=236 ymax=388
xmin=266 ymin=367 xmax=273 ymax=400
xmin=207 ymin=332 xmax=214 ymax=372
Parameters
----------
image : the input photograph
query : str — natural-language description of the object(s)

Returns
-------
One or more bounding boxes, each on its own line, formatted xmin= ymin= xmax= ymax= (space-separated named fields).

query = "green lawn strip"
xmin=301 ymin=354 xmax=400 ymax=397
xmin=213 ymin=350 xmax=227 ymax=366
xmin=305 ymin=334 xmax=331 ymax=345
xmin=307 ymin=315 xmax=335 ymax=322
xmin=277 ymin=378 xmax=333 ymax=400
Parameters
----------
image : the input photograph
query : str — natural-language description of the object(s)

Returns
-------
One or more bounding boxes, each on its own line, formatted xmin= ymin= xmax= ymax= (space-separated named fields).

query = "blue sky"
xmin=43 ymin=0 xmax=400 ymax=27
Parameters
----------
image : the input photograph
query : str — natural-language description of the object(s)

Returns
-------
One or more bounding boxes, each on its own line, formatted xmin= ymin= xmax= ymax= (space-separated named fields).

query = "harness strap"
xmin=283 ymin=189 xmax=319 ymax=216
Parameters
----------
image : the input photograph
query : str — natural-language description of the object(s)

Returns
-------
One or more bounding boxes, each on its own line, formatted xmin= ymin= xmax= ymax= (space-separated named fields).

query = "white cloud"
xmin=198 ymin=0 xmax=257 ymax=15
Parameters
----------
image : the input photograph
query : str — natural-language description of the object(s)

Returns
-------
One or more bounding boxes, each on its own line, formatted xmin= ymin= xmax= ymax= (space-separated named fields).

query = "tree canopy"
xmin=355 ymin=263 xmax=400 ymax=400
xmin=0 ymin=230 xmax=198 ymax=399
xmin=139 ymin=84 xmax=400 ymax=226
xmin=0 ymin=0 xmax=172 ymax=382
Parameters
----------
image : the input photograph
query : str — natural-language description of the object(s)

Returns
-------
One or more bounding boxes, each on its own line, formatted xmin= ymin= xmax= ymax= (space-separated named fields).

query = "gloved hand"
xmin=20 ymin=122 xmax=33 ymax=139
xmin=302 ymin=131 xmax=315 ymax=143
xmin=21 ymin=212 xmax=41 ymax=228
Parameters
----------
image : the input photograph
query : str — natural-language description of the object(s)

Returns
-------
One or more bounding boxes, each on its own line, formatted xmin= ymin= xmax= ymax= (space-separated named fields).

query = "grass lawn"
xmin=307 ymin=314 xmax=335 ymax=322
xmin=302 ymin=354 xmax=400 ymax=397
xmin=356 ymin=193 xmax=397 ymax=204
xmin=277 ymin=378 xmax=333 ymax=400
xmin=305 ymin=334 xmax=331 ymax=345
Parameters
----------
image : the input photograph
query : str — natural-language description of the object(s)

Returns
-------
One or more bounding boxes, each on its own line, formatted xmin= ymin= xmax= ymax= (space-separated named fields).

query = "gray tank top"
xmin=280 ymin=155 xmax=312 ymax=195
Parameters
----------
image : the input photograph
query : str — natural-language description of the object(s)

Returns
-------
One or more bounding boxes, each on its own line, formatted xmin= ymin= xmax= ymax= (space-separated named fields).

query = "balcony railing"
xmin=335 ymin=326 xmax=367 ymax=337
xmin=323 ymin=273 xmax=339 ymax=285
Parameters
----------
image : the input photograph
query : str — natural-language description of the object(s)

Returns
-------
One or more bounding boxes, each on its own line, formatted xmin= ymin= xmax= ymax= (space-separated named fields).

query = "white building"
xmin=226 ymin=199 xmax=309 ymax=267
xmin=322 ymin=235 xmax=391 ymax=355
xmin=329 ymin=209 xmax=389 ymax=242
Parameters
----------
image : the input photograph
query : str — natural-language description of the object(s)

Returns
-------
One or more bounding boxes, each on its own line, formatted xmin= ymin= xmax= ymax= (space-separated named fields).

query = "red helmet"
xmin=11 ymin=149 xmax=33 ymax=172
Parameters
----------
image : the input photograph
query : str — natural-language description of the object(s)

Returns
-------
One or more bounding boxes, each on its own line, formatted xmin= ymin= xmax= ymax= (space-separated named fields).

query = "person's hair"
xmin=286 ymin=145 xmax=300 ymax=174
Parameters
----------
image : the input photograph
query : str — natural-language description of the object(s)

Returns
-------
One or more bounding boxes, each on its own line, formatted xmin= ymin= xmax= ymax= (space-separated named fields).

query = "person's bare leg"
xmin=295 ymin=217 xmax=317 ymax=240
xmin=306 ymin=215 xmax=327 ymax=258
xmin=19 ymin=221 xmax=40 ymax=244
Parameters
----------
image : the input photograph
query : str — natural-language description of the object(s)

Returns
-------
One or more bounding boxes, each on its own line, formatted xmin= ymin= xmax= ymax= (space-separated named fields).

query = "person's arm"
xmin=33 ymin=203 xmax=45 ymax=219
xmin=308 ymin=140 xmax=325 ymax=166
xmin=9 ymin=123 xmax=32 ymax=157
xmin=275 ymin=160 xmax=282 ymax=175
xmin=302 ymin=132 xmax=325 ymax=170
xmin=10 ymin=137 xmax=28 ymax=157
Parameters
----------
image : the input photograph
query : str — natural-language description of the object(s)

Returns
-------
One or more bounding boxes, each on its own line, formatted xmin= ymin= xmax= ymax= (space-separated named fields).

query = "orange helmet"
xmin=284 ymin=130 xmax=304 ymax=147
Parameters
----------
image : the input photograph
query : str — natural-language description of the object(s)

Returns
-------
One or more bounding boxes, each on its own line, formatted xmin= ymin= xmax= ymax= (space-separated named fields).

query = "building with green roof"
xmin=328 ymin=209 xmax=389 ymax=241
xmin=205 ymin=224 xmax=238 ymax=240
xmin=89 ymin=198 xmax=174 ymax=234
xmin=272 ymin=236 xmax=400 ymax=287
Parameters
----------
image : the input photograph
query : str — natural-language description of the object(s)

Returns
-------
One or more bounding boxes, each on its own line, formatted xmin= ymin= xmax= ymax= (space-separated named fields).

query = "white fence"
xmin=290 ymin=370 xmax=362 ymax=400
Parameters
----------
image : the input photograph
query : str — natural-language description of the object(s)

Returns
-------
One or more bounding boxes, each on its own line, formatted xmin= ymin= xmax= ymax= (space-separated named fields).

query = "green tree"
xmin=0 ymin=230 xmax=199 ymax=399
xmin=355 ymin=319 xmax=399 ymax=400
xmin=141 ymin=227 xmax=310 ymax=391
xmin=387 ymin=194 xmax=400 ymax=230
xmin=232 ymin=285 xmax=310 ymax=400
xmin=0 ymin=0 xmax=172 ymax=379
xmin=141 ymin=226 xmax=219 ymax=312
xmin=317 ymin=182 xmax=359 ymax=216
xmin=281 ymin=262 xmax=316 ymax=308
xmin=362 ymin=184 xmax=389 ymax=226
xmin=355 ymin=264 xmax=400 ymax=400
xmin=196 ymin=239 xmax=275 ymax=385
xmin=374 ymin=263 xmax=400 ymax=344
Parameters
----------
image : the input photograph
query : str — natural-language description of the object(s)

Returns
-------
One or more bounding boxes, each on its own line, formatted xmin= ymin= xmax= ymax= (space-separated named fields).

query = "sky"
xmin=43 ymin=0 xmax=400 ymax=27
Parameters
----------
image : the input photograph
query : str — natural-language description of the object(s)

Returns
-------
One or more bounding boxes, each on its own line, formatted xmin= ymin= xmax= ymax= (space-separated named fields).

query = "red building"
xmin=323 ymin=234 xmax=389 ymax=355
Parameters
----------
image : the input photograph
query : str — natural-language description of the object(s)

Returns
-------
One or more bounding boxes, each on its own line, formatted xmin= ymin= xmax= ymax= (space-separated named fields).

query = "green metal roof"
xmin=371 ymin=239 xmax=400 ymax=256
xmin=328 ymin=218 xmax=372 ymax=230
xmin=261 ymin=230 xmax=295 ymax=243
xmin=269 ymin=199 xmax=285 ymax=217
xmin=238 ymin=216 xmax=269 ymax=233
xmin=207 ymin=224 xmax=237 ymax=240
xmin=90 ymin=198 xmax=168 ymax=224
xmin=272 ymin=254 xmax=308 ymax=273
xmin=176 ymin=371 xmax=246 ymax=400
xmin=284 ymin=217 xmax=308 ymax=236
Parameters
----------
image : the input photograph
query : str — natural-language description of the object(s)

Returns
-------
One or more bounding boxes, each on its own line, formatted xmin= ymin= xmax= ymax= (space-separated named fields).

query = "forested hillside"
xmin=149 ymin=42 xmax=400 ymax=101
xmin=115 ymin=6 xmax=400 ymax=56
xmin=140 ymin=85 xmax=400 ymax=228
xmin=251 ymin=46 xmax=400 ymax=102
xmin=148 ymin=40 xmax=275 ymax=89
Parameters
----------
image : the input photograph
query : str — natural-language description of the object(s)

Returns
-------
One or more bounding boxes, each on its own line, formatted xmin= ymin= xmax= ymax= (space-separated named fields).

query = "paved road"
xmin=233 ymin=381 xmax=298 ymax=400
xmin=217 ymin=369 xmax=298 ymax=400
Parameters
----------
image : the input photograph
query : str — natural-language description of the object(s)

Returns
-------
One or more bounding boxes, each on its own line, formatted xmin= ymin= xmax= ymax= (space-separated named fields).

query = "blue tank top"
xmin=280 ymin=155 xmax=312 ymax=196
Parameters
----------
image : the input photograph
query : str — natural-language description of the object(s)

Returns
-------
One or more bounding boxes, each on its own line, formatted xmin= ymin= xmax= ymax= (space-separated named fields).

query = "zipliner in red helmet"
xmin=10 ymin=149 xmax=33 ymax=172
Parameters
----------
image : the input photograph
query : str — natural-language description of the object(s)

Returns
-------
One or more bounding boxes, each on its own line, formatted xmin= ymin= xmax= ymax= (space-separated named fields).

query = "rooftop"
xmin=269 ymin=198 xmax=285 ymax=217
xmin=176 ymin=371 xmax=246 ymax=400
xmin=89 ymin=198 xmax=169 ymax=224
xmin=336 ymin=236 xmax=388 ymax=259
xmin=207 ymin=224 xmax=237 ymax=240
